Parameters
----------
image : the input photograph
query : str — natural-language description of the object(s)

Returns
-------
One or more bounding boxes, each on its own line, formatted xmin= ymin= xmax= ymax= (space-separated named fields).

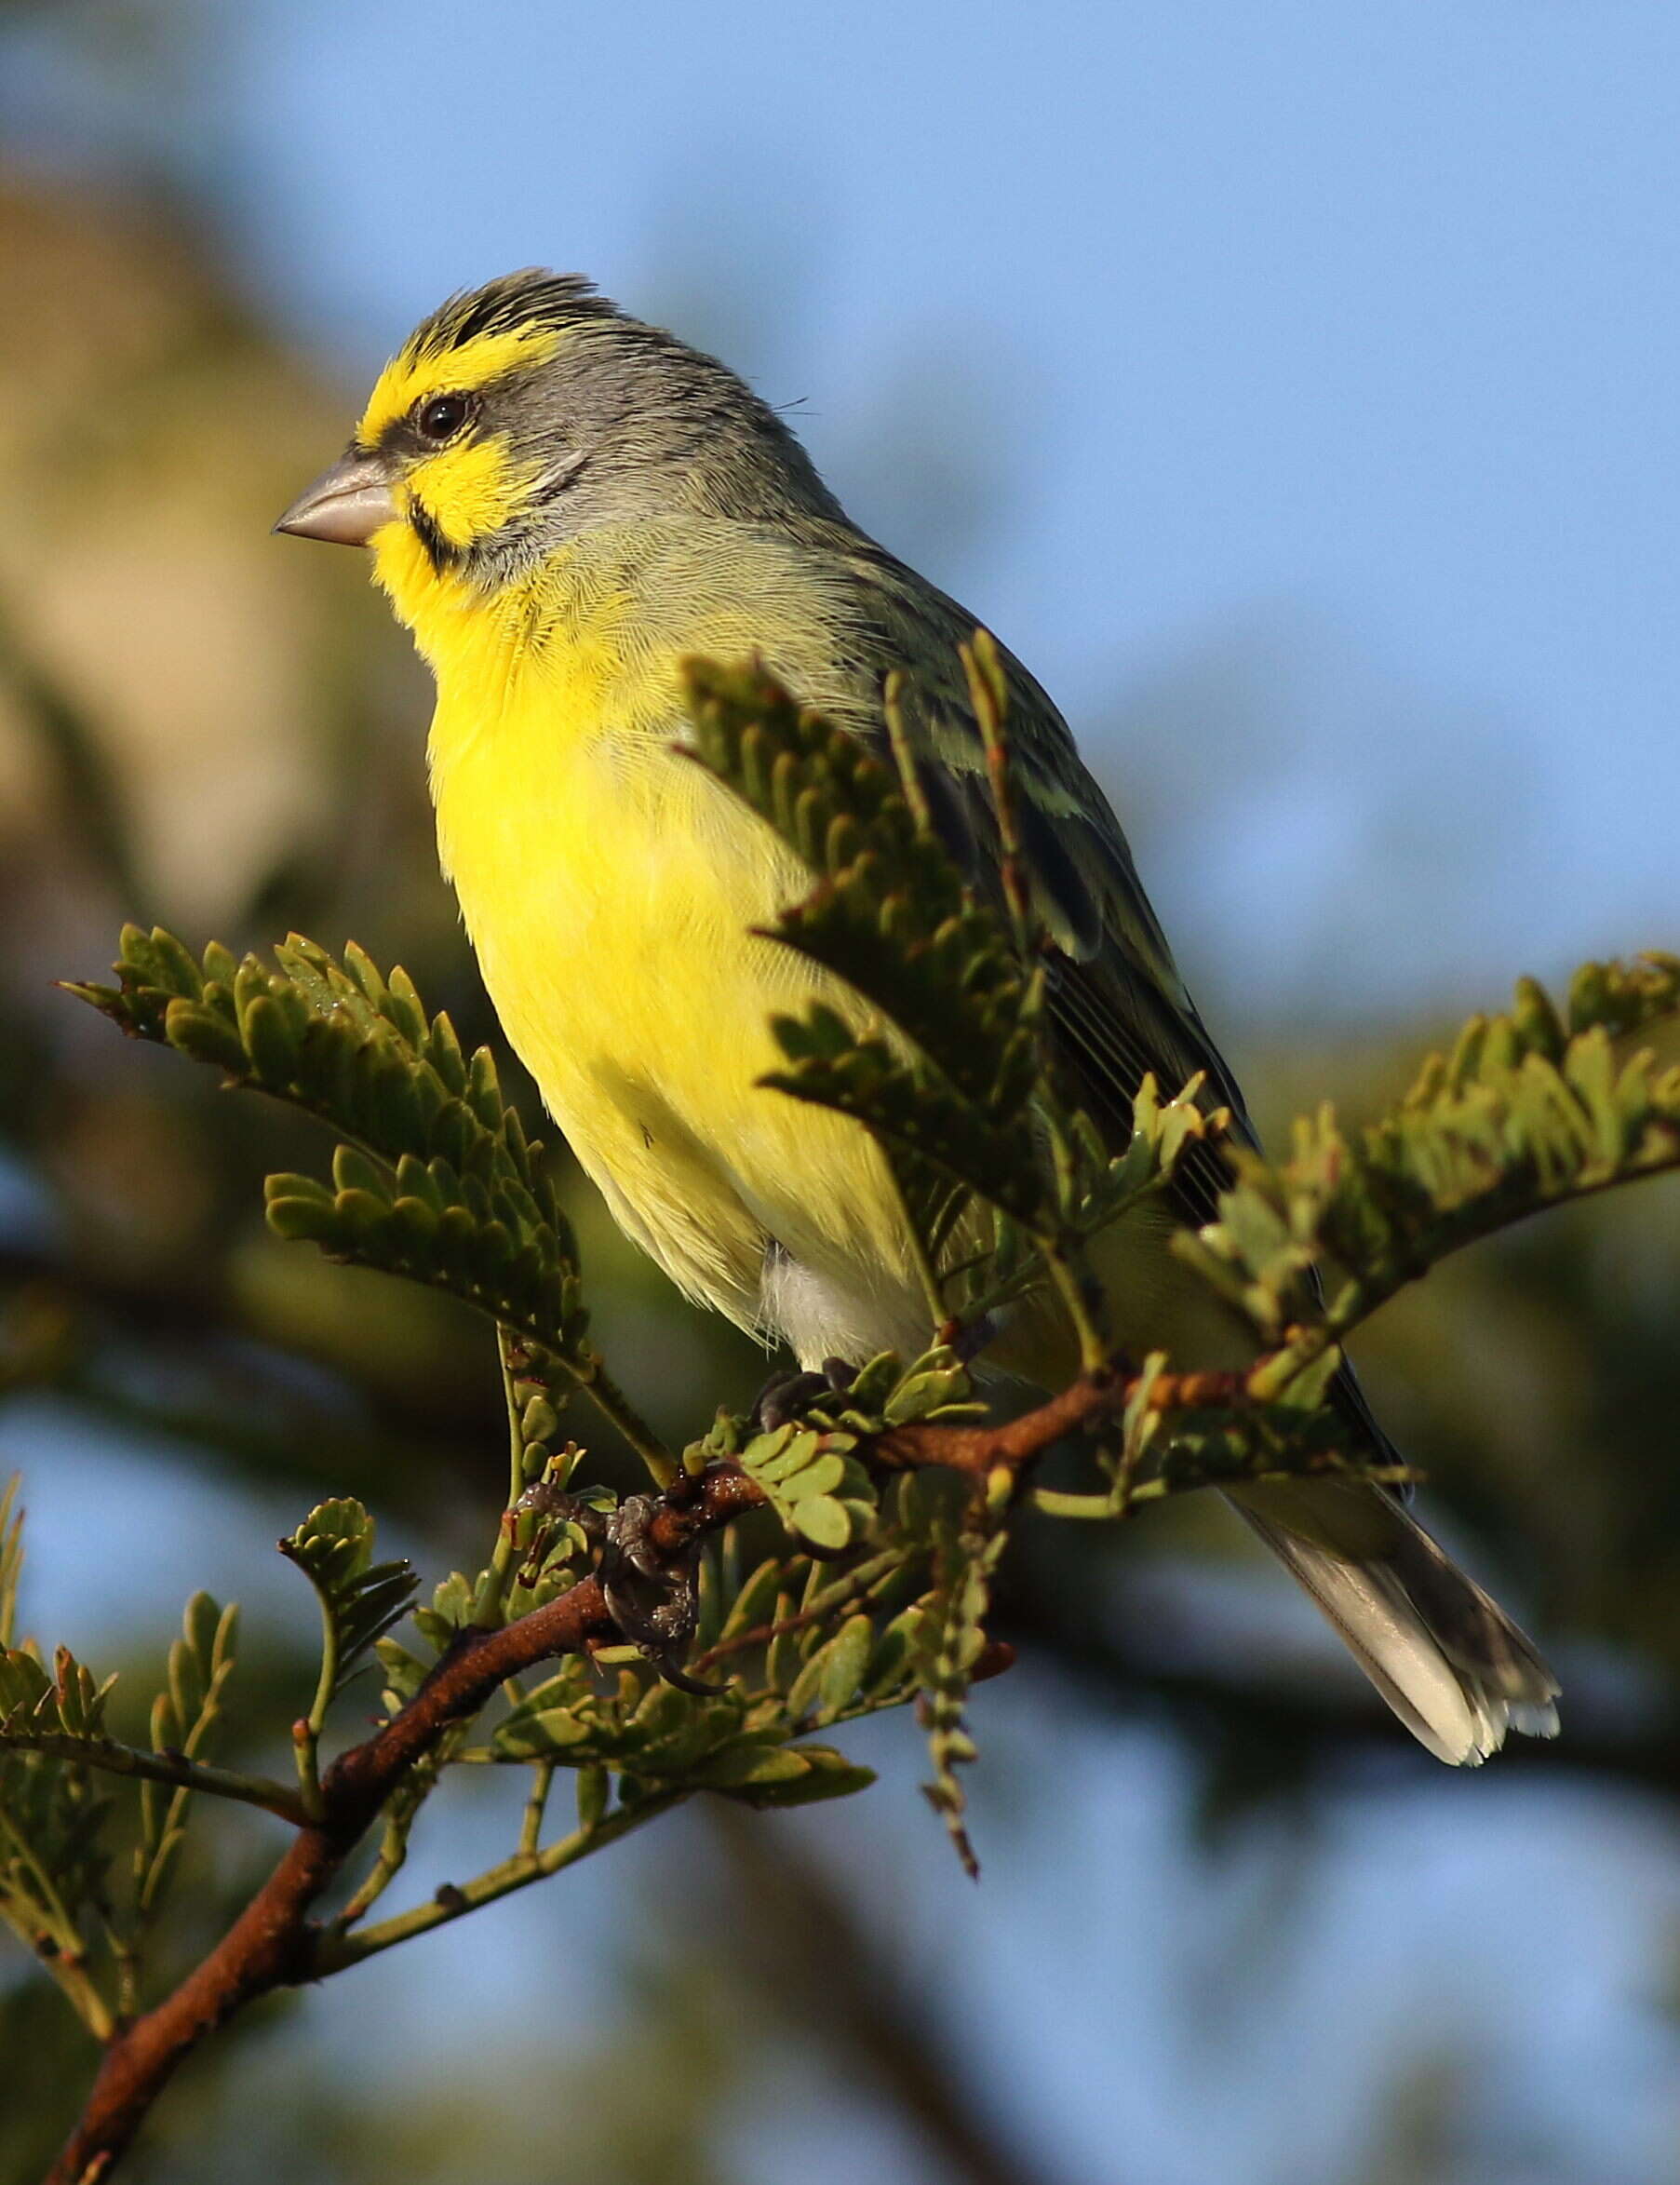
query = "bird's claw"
xmin=598 ymin=1494 xmax=723 ymax=1695
xmin=751 ymin=1356 xmax=858 ymax=1433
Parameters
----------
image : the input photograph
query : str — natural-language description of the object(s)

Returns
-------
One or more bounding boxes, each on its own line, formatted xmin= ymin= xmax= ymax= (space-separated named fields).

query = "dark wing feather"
xmin=821 ymin=532 xmax=1394 ymax=1458
xmin=825 ymin=533 xmax=1254 ymax=1220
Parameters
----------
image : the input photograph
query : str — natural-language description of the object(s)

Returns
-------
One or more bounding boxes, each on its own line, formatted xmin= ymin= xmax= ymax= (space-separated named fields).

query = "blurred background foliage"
xmin=2 ymin=6 xmax=1677 ymax=2183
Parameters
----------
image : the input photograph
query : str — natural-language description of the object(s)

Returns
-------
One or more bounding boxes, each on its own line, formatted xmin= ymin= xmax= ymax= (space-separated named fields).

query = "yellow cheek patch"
xmin=357 ymin=323 xmax=563 ymax=446
xmin=408 ymin=435 xmax=539 ymax=550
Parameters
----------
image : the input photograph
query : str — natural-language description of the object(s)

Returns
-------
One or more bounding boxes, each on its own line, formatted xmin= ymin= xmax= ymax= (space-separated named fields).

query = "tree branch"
xmin=36 ymin=1353 xmax=1499 ymax=2180
xmin=47 ymin=1463 xmax=761 ymax=2185
xmin=876 ymin=1364 xmax=1252 ymax=1474
xmin=315 ymin=1792 xmax=683 ymax=1972
xmin=0 ymin=1733 xmax=305 ymax=1827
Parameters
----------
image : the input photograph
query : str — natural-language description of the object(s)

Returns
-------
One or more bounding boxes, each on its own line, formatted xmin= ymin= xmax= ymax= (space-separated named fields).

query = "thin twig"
xmin=0 ymin=1731 xmax=304 ymax=1826
xmin=0 ymin=1807 xmax=117 ymax=2041
xmin=518 ymin=1759 xmax=555 ymax=1858
xmin=316 ymin=1794 xmax=680 ymax=1972
xmin=515 ymin=1336 xmax=676 ymax=1490
xmin=477 ymin=1328 xmax=539 ymax=1632
xmin=334 ymin=1805 xmax=414 ymax=1929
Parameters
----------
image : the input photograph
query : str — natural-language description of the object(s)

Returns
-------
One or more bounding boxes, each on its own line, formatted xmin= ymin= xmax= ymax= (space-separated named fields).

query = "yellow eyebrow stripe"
xmin=357 ymin=322 xmax=564 ymax=445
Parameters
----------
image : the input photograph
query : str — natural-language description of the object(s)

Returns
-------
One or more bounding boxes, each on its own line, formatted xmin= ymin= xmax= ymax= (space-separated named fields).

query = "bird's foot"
xmin=598 ymin=1493 xmax=722 ymax=1695
xmin=750 ymin=1356 xmax=858 ymax=1433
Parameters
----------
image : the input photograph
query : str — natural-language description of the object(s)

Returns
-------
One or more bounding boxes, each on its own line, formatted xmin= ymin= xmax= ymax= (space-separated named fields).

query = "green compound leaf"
xmin=412 ymin=1570 xmax=477 ymax=1657
xmin=1070 ymin=1070 xmax=1230 ymax=1238
xmin=692 ymin=1345 xmax=988 ymax=1559
xmin=912 ymin=1497 xmax=1006 ymax=1882
xmin=880 ymin=1358 xmax=977 ymax=1427
xmin=1176 ymin=956 xmax=1680 ymax=1395
xmin=132 ymin=1592 xmax=239 ymax=1923
xmin=693 ymin=1741 xmax=877 ymax=1807
xmin=0 ymin=1642 xmax=117 ymax=1743
xmin=786 ymin=1346 xmax=988 ymax=1438
xmin=0 ymin=1637 xmax=120 ymax=1964
xmin=732 ymin=1425 xmax=879 ymax=1553
xmin=813 ymin=1613 xmax=876 ymax=1717
xmin=0 ymin=1577 xmax=250 ymax=1962
xmin=68 ymin=928 xmax=592 ymax=1367
xmin=1560 ymin=951 xmax=1680 ymax=1043
xmin=762 ymin=1009 xmax=1046 ymax=1229
xmin=281 ymin=1499 xmax=419 ymax=1721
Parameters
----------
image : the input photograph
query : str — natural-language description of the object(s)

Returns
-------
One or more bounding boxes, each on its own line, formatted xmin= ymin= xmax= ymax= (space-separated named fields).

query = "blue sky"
xmin=10 ymin=0 xmax=1673 ymax=1012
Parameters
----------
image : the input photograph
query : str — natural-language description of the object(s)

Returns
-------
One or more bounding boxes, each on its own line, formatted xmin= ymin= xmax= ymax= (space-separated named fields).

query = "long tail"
xmin=1228 ymin=1479 xmax=1561 ymax=1765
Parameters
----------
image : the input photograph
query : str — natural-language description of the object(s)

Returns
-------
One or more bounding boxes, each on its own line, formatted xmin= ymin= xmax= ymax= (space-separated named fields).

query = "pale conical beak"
xmin=274 ymin=449 xmax=399 ymax=546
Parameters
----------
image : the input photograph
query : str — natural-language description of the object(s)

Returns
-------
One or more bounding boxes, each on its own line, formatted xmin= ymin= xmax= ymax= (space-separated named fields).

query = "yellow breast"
xmin=403 ymin=534 xmax=924 ymax=1350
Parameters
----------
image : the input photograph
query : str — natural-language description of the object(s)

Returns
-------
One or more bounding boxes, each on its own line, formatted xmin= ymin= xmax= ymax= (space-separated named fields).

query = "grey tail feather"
xmin=1232 ymin=1499 xmax=1561 ymax=1766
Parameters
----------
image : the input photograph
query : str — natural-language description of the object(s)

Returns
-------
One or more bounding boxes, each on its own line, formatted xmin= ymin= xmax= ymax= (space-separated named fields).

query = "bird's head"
xmin=276 ymin=269 xmax=841 ymax=615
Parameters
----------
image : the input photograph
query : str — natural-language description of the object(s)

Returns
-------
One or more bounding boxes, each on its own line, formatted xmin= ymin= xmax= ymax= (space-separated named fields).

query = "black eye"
xmin=416 ymin=393 xmax=472 ymax=442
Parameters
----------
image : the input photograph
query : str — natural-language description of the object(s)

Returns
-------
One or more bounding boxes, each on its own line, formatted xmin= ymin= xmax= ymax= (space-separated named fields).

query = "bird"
xmin=276 ymin=268 xmax=1559 ymax=1763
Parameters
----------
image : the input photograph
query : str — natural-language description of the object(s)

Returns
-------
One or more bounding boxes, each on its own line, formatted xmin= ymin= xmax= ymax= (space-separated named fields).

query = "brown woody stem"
xmin=876 ymin=1364 xmax=1249 ymax=1474
xmin=47 ymin=1463 xmax=761 ymax=2185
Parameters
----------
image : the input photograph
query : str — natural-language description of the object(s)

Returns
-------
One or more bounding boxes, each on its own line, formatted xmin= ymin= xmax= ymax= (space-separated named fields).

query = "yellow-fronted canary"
xmin=278 ymin=270 xmax=1558 ymax=1762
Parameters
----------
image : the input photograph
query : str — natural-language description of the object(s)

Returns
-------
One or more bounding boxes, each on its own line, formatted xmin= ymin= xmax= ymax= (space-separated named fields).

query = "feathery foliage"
xmin=129 ymin=1593 xmax=240 ymax=1932
xmin=13 ymin=656 xmax=1680 ymax=2182
xmin=69 ymin=930 xmax=593 ymax=1369
xmin=1181 ymin=951 xmax=1680 ymax=1402
xmin=282 ymin=1501 xmax=418 ymax=1705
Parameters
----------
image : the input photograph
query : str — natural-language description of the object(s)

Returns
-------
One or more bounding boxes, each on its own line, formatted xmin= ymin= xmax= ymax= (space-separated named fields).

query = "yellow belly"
xmin=424 ymin=626 xmax=927 ymax=1356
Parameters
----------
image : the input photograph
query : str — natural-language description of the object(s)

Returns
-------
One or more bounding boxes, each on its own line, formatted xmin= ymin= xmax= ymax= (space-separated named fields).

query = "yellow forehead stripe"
xmin=357 ymin=322 xmax=564 ymax=446
xmin=405 ymin=435 xmax=540 ymax=550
